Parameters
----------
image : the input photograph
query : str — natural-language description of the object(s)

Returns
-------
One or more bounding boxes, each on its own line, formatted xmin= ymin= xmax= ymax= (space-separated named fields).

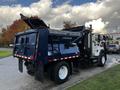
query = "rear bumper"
xmin=16 ymin=55 xmax=45 ymax=82
xmin=14 ymin=54 xmax=34 ymax=60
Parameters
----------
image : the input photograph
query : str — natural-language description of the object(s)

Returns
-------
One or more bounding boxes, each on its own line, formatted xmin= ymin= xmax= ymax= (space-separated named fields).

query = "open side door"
xmin=20 ymin=14 xmax=48 ymax=29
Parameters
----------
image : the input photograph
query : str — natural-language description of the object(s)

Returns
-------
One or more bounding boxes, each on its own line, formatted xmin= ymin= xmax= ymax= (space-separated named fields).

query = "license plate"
xmin=18 ymin=59 xmax=23 ymax=72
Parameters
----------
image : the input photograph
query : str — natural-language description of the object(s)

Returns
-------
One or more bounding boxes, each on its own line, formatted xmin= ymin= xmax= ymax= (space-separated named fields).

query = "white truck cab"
xmin=92 ymin=34 xmax=105 ymax=56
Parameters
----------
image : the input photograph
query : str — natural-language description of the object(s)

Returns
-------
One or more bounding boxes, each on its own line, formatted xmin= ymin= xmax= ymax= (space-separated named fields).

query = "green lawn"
xmin=0 ymin=50 xmax=12 ymax=58
xmin=68 ymin=65 xmax=120 ymax=90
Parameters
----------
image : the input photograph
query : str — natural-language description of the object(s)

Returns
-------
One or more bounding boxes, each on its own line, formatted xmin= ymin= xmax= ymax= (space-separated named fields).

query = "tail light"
xmin=27 ymin=55 xmax=35 ymax=60
xmin=24 ymin=56 xmax=27 ymax=59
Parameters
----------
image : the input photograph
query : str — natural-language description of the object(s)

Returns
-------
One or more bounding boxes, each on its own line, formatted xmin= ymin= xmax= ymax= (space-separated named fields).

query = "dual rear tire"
xmin=50 ymin=61 xmax=70 ymax=84
xmin=25 ymin=61 xmax=71 ymax=84
xmin=26 ymin=52 xmax=107 ymax=84
xmin=25 ymin=62 xmax=35 ymax=76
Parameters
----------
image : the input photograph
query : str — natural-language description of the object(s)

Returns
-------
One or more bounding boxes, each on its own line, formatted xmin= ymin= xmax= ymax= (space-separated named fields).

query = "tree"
xmin=0 ymin=19 xmax=30 ymax=46
xmin=0 ymin=15 xmax=44 ymax=47
xmin=63 ymin=21 xmax=77 ymax=29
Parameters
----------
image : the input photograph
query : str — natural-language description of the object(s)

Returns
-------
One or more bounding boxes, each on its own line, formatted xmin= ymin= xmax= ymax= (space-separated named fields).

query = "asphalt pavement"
xmin=0 ymin=48 xmax=12 ymax=51
xmin=0 ymin=54 xmax=120 ymax=90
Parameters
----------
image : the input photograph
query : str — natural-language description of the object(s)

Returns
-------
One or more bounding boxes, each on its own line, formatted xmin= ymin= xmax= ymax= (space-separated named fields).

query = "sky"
xmin=0 ymin=0 xmax=120 ymax=33
xmin=0 ymin=0 xmax=96 ymax=6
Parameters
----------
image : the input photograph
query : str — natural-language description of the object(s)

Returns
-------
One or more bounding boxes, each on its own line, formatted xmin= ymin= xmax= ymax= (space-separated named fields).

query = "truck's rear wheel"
xmin=98 ymin=51 xmax=106 ymax=67
xmin=34 ymin=63 xmax=44 ymax=82
xmin=25 ymin=62 xmax=34 ymax=76
xmin=52 ymin=62 xmax=70 ymax=84
xmin=27 ymin=67 xmax=34 ymax=76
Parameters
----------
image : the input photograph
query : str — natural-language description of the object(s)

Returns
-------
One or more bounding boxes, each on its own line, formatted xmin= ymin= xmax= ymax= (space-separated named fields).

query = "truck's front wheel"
xmin=98 ymin=51 xmax=107 ymax=67
xmin=53 ymin=61 xmax=70 ymax=84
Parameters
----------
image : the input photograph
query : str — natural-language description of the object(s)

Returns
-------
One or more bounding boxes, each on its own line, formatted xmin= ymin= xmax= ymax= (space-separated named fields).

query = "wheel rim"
xmin=58 ymin=66 xmax=68 ymax=80
xmin=101 ymin=56 xmax=105 ymax=64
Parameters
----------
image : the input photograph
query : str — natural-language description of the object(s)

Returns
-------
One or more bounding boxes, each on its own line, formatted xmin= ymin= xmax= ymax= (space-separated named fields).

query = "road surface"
xmin=0 ymin=48 xmax=12 ymax=51
xmin=0 ymin=55 xmax=120 ymax=90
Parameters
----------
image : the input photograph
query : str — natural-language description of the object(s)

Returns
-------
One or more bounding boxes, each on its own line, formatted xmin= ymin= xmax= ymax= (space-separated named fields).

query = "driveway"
xmin=0 ymin=48 xmax=12 ymax=51
xmin=0 ymin=55 xmax=120 ymax=90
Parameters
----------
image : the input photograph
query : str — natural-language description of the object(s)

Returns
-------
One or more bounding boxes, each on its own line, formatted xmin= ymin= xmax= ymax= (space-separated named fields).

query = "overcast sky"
xmin=0 ymin=0 xmax=120 ymax=33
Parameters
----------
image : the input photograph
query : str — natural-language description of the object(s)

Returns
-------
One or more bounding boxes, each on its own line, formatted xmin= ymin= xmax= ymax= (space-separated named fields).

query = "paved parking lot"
xmin=0 ymin=54 xmax=120 ymax=90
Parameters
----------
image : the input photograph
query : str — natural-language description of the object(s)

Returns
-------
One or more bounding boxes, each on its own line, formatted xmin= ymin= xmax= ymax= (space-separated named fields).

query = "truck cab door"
xmin=92 ymin=34 xmax=104 ymax=56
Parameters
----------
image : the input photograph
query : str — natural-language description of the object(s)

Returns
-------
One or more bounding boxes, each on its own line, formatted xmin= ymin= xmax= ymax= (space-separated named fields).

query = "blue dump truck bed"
xmin=14 ymin=29 xmax=80 ymax=62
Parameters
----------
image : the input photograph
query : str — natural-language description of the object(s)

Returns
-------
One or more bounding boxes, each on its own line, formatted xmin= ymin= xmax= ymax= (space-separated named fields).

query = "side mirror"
xmin=98 ymin=35 xmax=101 ymax=42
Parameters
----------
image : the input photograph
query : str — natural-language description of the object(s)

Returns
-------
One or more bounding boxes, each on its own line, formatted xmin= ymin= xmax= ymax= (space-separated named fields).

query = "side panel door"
xmin=92 ymin=34 xmax=104 ymax=56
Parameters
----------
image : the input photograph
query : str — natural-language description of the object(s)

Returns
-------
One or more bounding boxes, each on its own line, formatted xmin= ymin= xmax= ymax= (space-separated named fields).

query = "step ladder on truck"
xmin=13 ymin=14 xmax=107 ymax=84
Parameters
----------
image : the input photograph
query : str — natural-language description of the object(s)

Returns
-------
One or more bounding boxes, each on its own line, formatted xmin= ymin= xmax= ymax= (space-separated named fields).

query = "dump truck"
xmin=13 ymin=14 xmax=107 ymax=84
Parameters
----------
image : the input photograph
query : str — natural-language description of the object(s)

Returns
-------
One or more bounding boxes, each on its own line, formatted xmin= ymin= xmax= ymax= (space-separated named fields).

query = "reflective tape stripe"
xmin=54 ymin=59 xmax=57 ymax=61
xmin=25 ymin=57 xmax=27 ymax=59
xmin=76 ymin=55 xmax=79 ymax=57
xmin=64 ymin=57 xmax=68 ymax=59
xmin=48 ymin=55 xmax=80 ymax=62
xmin=49 ymin=60 xmax=52 ymax=62
xmin=61 ymin=58 xmax=64 ymax=60
xmin=69 ymin=57 xmax=72 ymax=59
xmin=73 ymin=56 xmax=75 ymax=58
xmin=28 ymin=57 xmax=31 ymax=59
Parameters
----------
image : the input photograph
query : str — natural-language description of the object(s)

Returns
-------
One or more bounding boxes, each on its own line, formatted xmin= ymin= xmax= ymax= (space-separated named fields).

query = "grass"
xmin=67 ymin=65 xmax=120 ymax=90
xmin=0 ymin=50 xmax=12 ymax=58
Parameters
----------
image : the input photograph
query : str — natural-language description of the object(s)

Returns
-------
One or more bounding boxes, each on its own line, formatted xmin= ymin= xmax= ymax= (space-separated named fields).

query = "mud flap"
xmin=18 ymin=59 xmax=23 ymax=72
xmin=34 ymin=63 xmax=44 ymax=82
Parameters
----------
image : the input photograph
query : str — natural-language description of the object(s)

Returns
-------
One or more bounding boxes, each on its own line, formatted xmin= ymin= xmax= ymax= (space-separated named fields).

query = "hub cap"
xmin=58 ymin=66 xmax=68 ymax=80
xmin=102 ymin=56 xmax=105 ymax=64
